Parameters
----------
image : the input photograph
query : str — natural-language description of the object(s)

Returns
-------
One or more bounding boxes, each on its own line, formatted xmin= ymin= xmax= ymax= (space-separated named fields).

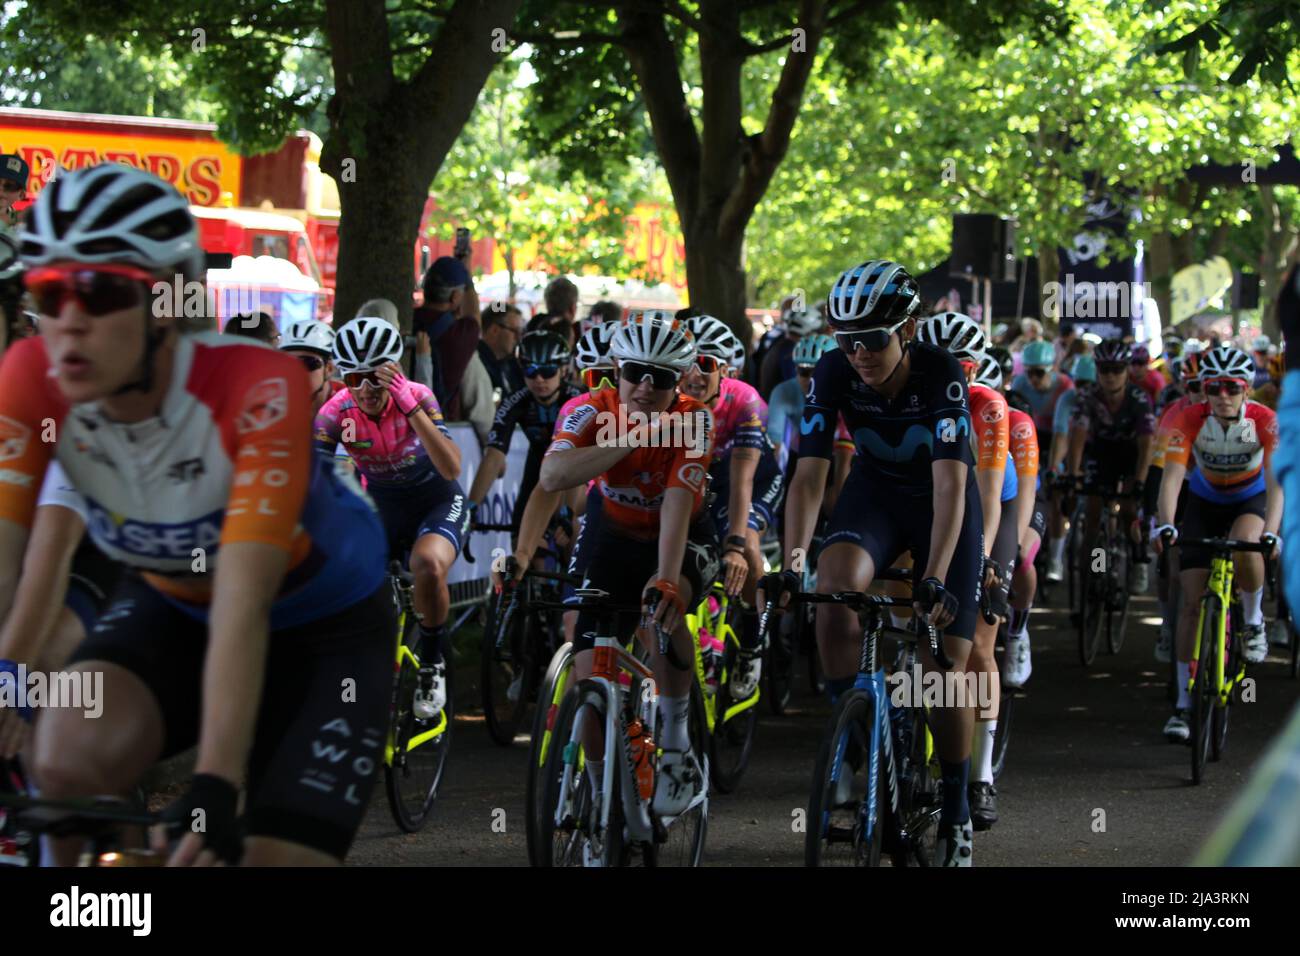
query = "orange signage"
xmin=0 ymin=124 xmax=242 ymax=207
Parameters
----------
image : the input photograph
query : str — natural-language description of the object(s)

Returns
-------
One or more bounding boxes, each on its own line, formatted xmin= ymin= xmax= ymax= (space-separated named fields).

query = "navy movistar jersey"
xmin=801 ymin=342 xmax=975 ymax=495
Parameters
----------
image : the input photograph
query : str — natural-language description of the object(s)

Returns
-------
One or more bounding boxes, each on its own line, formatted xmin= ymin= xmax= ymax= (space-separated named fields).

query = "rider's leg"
xmin=814 ymin=542 xmax=876 ymax=702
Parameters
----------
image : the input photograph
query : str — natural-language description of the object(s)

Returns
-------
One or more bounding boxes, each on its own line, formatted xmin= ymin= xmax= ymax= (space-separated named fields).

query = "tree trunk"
xmin=683 ymin=223 xmax=748 ymax=330
xmin=1146 ymin=230 xmax=1173 ymax=334
xmin=1258 ymin=185 xmax=1298 ymax=338
xmin=321 ymin=0 xmax=525 ymax=332
xmin=1037 ymin=243 xmax=1060 ymax=325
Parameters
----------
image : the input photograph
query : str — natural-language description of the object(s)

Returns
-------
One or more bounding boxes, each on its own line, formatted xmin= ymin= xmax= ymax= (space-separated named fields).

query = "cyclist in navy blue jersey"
xmin=759 ymin=259 xmax=984 ymax=867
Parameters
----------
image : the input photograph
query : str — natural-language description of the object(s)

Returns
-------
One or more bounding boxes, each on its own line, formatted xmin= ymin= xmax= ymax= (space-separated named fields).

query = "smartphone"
xmin=454 ymin=227 xmax=471 ymax=259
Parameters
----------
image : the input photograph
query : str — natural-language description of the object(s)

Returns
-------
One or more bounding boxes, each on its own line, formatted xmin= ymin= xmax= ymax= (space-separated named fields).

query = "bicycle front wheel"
xmin=526 ymin=642 xmax=573 ymax=866
xmin=992 ymin=631 xmax=1014 ymax=781
xmin=657 ymin=681 xmax=709 ymax=867
xmin=1078 ymin=534 xmax=1106 ymax=666
xmin=385 ymin=632 xmax=453 ymax=831
xmin=481 ymin=589 xmax=537 ymax=747
xmin=806 ymin=689 xmax=883 ymax=867
xmin=710 ymin=643 xmax=759 ymax=794
xmin=1190 ymin=596 xmax=1221 ymax=784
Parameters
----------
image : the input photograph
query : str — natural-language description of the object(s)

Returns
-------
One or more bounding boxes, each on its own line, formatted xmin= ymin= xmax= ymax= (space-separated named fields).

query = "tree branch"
xmin=741 ymin=0 xmax=875 ymax=55
xmin=509 ymin=28 xmax=629 ymax=46
xmin=720 ymin=0 xmax=827 ymax=245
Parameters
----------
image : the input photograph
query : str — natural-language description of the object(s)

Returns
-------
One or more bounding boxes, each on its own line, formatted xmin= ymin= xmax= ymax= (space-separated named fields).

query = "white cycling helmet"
xmin=1198 ymin=346 xmax=1253 ymax=382
xmin=575 ymin=321 xmax=618 ymax=371
xmin=334 ymin=315 xmax=404 ymax=373
xmin=826 ymin=260 xmax=920 ymax=329
xmin=610 ymin=310 xmax=696 ymax=372
xmin=686 ymin=314 xmax=745 ymax=370
xmin=20 ymin=162 xmax=204 ymax=278
xmin=917 ymin=312 xmax=987 ymax=358
xmin=280 ymin=319 xmax=335 ymax=357
xmin=784 ymin=309 xmax=822 ymax=336
xmin=972 ymin=351 xmax=1003 ymax=390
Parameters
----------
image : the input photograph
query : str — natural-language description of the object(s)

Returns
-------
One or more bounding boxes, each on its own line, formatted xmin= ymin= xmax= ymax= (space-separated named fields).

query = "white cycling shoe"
xmin=729 ymin=650 xmax=762 ymax=700
xmin=1128 ymin=560 xmax=1150 ymax=594
xmin=413 ymin=662 xmax=447 ymax=720
xmin=934 ymin=821 xmax=974 ymax=867
xmin=1242 ymin=623 xmax=1268 ymax=664
xmin=1154 ymin=625 xmax=1173 ymax=663
xmin=1164 ymin=710 xmax=1190 ymax=743
xmin=1046 ymin=556 xmax=1065 ymax=583
xmin=1002 ymin=632 xmax=1032 ymax=688
xmin=653 ymin=748 xmax=704 ymax=817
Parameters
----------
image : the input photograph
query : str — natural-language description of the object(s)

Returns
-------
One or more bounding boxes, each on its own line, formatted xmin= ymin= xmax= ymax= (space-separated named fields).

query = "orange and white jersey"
xmin=0 ymin=333 xmax=386 ymax=625
xmin=1164 ymin=400 xmax=1278 ymax=503
xmin=968 ymin=383 xmax=1010 ymax=474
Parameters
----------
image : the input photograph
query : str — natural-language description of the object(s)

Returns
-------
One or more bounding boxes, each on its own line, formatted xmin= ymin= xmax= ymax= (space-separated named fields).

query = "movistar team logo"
xmin=800 ymin=413 xmax=826 ymax=436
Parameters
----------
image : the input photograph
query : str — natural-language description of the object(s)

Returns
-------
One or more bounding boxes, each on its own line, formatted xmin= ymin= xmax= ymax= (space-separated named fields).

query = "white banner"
xmin=446 ymin=422 xmax=529 ymax=586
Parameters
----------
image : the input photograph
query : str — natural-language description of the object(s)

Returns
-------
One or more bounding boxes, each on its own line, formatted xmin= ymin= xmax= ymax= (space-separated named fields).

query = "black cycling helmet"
xmin=518 ymin=330 xmax=571 ymax=367
xmin=1094 ymin=338 xmax=1132 ymax=364
xmin=826 ymin=259 xmax=920 ymax=330
xmin=987 ymin=346 xmax=1014 ymax=383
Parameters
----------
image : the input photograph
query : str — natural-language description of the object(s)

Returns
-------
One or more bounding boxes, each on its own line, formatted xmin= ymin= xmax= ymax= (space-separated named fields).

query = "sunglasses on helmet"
xmin=619 ymin=361 xmax=679 ymax=390
xmin=1203 ymin=379 xmax=1246 ymax=397
xmin=833 ymin=316 xmax=909 ymax=354
xmin=524 ymin=363 xmax=560 ymax=379
xmin=25 ymin=263 xmax=156 ymax=318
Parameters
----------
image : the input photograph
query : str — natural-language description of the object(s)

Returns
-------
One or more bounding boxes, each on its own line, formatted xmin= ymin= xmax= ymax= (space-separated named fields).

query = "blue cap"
xmin=0 ymin=154 xmax=28 ymax=186
xmin=425 ymin=255 xmax=469 ymax=291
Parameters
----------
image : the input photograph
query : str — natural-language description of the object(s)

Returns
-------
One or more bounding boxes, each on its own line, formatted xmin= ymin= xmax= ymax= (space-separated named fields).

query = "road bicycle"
xmin=769 ymin=567 xmax=949 ymax=867
xmin=1166 ymin=533 xmax=1273 ymax=784
xmin=383 ymin=560 xmax=453 ymax=831
xmin=536 ymin=589 xmax=708 ymax=867
xmin=1060 ymin=477 xmax=1143 ymax=665
xmin=764 ymin=534 xmax=826 ymax=714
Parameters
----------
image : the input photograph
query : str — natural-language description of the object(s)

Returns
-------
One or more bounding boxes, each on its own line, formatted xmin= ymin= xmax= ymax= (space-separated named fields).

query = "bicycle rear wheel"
xmin=385 ymin=625 xmax=453 ymax=831
xmin=806 ymin=689 xmax=883 ymax=867
xmin=1106 ymin=545 xmax=1131 ymax=656
xmin=526 ymin=642 xmax=573 ymax=866
xmin=765 ymin=616 xmax=795 ymax=716
xmin=658 ymin=682 xmax=709 ymax=866
xmin=1078 ymin=568 xmax=1105 ymax=667
xmin=1190 ymin=597 xmax=1220 ymax=784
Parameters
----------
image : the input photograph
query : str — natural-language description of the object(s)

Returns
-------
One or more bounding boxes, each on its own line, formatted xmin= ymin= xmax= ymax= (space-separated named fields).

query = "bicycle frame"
xmin=686 ymin=583 xmax=762 ymax=731
xmin=385 ymin=575 xmax=447 ymax=766
xmin=1190 ymin=553 xmax=1242 ymax=706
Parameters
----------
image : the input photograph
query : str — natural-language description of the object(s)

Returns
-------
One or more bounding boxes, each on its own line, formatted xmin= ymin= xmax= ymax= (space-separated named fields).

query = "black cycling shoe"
xmin=968 ymin=781 xmax=998 ymax=831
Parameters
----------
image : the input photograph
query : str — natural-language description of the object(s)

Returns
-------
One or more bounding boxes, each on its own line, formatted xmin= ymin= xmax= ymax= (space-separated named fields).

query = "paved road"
xmin=349 ymin=590 xmax=1299 ymax=866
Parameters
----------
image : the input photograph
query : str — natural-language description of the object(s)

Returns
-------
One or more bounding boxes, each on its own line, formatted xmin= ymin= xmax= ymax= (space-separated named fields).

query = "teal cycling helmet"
xmin=1022 ymin=340 xmax=1054 ymax=368
xmin=1069 ymin=354 xmax=1097 ymax=383
xmin=793 ymin=333 xmax=836 ymax=367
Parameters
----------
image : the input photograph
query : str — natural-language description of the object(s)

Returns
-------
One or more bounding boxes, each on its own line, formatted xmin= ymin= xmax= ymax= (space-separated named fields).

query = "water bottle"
xmin=626 ymin=719 xmax=655 ymax=802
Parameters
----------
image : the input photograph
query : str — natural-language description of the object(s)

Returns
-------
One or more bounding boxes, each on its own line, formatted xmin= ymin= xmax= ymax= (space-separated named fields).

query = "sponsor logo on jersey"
xmin=84 ymin=500 xmax=224 ymax=561
xmin=1011 ymin=421 xmax=1034 ymax=441
xmin=677 ymin=462 xmax=707 ymax=492
xmin=946 ymin=381 xmax=965 ymax=403
xmin=981 ymin=403 xmax=1004 ymax=424
xmin=166 ymin=458 xmax=206 ymax=484
xmin=799 ymin=413 xmax=826 ymax=436
xmin=560 ymin=403 xmax=598 ymax=436
xmin=0 ymin=468 xmax=34 ymax=488
xmin=236 ymin=378 xmax=289 ymax=434
xmin=0 ymin=415 xmax=32 ymax=463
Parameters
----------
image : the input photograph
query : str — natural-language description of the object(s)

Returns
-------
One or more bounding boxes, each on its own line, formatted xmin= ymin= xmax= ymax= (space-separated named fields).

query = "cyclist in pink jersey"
xmin=315 ymin=317 xmax=468 ymax=720
xmin=680 ymin=315 xmax=784 ymax=699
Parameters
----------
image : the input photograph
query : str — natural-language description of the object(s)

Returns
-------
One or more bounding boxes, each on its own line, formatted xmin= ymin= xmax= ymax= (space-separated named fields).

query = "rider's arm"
xmin=974 ymin=468 xmax=1002 ymax=553
xmin=0 ymin=504 xmax=82 ymax=666
xmin=656 ymin=486 xmax=694 ymax=587
xmin=468 ymin=447 xmax=507 ymax=505
xmin=924 ymin=459 xmax=968 ymax=585
xmin=0 ymin=520 xmax=29 ymax=642
xmin=1135 ymin=433 xmax=1154 ymax=486
xmin=826 ymin=443 xmax=854 ymax=514
xmin=514 ymin=484 xmax=564 ymax=567
xmin=407 ymin=402 xmax=462 ymax=480
xmin=541 ymin=443 xmax=634 ymax=491
xmin=725 ymin=447 xmax=760 ymax=541
xmin=1066 ymin=422 xmax=1087 ymax=476
xmin=1156 ymin=461 xmax=1186 ymax=528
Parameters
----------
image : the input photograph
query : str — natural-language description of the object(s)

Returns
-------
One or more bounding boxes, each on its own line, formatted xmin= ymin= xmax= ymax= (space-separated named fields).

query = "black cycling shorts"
xmin=69 ymin=574 xmax=396 ymax=861
xmin=368 ymin=480 xmax=471 ymax=560
xmin=65 ymin=539 xmax=125 ymax=637
xmin=1028 ymin=485 xmax=1048 ymax=541
xmin=1178 ymin=491 xmax=1267 ymax=571
xmin=822 ymin=467 xmax=984 ymax=641
xmin=572 ymin=512 xmax=720 ymax=653
xmin=991 ymin=494 xmax=1021 ymax=577
xmin=1083 ymin=440 xmax=1139 ymax=491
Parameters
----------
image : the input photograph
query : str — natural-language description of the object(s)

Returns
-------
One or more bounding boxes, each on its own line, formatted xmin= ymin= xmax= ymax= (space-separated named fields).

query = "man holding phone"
xmin=413 ymin=229 xmax=481 ymax=419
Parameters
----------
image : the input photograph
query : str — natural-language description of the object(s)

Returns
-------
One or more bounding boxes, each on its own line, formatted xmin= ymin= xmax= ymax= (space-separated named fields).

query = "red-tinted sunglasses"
xmin=25 ymin=263 xmax=156 ymax=318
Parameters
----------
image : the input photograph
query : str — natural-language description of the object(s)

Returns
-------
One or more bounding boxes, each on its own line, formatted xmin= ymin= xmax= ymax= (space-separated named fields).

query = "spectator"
xmin=585 ymin=299 xmax=622 ymax=331
xmin=525 ymin=310 xmax=552 ymax=334
xmin=544 ymin=276 xmax=579 ymax=325
xmin=457 ymin=350 xmax=497 ymax=445
xmin=223 ymin=310 xmax=280 ymax=345
xmin=0 ymin=231 xmax=21 ymax=359
xmin=543 ymin=315 xmax=577 ymax=352
xmin=414 ymin=253 xmax=481 ymax=419
xmin=358 ymin=297 xmax=399 ymax=328
xmin=477 ymin=304 xmax=526 ymax=398
xmin=1009 ymin=317 xmax=1044 ymax=353
xmin=0 ymin=154 xmax=28 ymax=234
xmin=1053 ymin=321 xmax=1078 ymax=369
